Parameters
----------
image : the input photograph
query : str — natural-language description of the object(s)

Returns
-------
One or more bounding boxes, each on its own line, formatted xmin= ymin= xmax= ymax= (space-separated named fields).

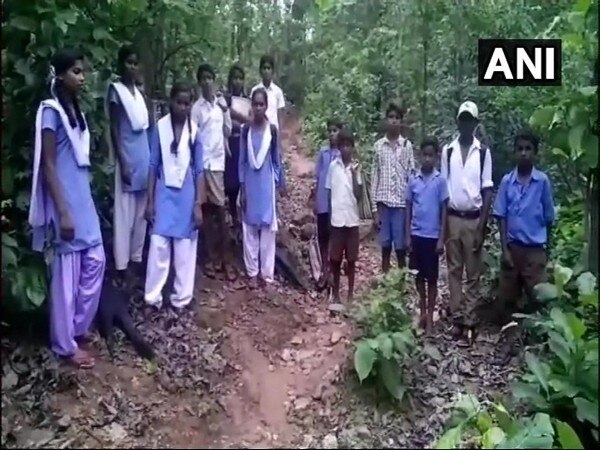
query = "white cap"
xmin=457 ymin=101 xmax=478 ymax=120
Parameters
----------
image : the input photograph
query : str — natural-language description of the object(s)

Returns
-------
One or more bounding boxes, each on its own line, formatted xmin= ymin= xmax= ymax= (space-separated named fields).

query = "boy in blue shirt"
xmin=492 ymin=129 xmax=555 ymax=363
xmin=310 ymin=118 xmax=342 ymax=288
xmin=405 ymin=138 xmax=449 ymax=335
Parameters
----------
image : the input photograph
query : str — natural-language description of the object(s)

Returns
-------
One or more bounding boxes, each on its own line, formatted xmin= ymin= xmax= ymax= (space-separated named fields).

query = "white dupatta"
xmin=157 ymin=114 xmax=198 ymax=189
xmin=104 ymin=81 xmax=149 ymax=165
xmin=29 ymin=99 xmax=91 ymax=251
xmin=246 ymin=123 xmax=272 ymax=170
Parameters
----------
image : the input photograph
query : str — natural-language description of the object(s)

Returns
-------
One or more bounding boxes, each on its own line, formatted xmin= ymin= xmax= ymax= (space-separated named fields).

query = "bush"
xmin=352 ymin=269 xmax=416 ymax=401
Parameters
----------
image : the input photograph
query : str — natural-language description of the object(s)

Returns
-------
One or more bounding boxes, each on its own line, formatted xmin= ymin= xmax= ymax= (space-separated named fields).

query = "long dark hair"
xmin=168 ymin=81 xmax=194 ymax=155
xmin=51 ymin=48 xmax=86 ymax=131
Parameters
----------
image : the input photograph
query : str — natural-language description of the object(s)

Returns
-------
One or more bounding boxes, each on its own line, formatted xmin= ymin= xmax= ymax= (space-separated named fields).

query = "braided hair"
xmin=50 ymin=48 xmax=86 ymax=131
xmin=168 ymin=81 xmax=194 ymax=156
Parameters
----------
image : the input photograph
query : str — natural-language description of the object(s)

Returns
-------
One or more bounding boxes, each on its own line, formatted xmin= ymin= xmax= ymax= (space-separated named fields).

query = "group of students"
xmin=313 ymin=100 xmax=556 ymax=362
xmin=28 ymin=45 xmax=555 ymax=368
xmin=28 ymin=46 xmax=287 ymax=368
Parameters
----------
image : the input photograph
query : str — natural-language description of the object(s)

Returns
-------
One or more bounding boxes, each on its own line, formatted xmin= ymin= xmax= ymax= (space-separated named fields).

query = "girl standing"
xmin=239 ymin=88 xmax=284 ymax=288
xmin=105 ymin=45 xmax=151 ymax=282
xmin=144 ymin=82 xmax=204 ymax=309
xmin=29 ymin=48 xmax=105 ymax=368
xmin=224 ymin=64 xmax=249 ymax=227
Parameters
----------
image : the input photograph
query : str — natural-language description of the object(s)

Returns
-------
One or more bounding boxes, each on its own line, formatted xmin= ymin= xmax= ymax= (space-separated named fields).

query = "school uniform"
xmin=191 ymin=95 xmax=232 ymax=206
xmin=239 ymin=123 xmax=283 ymax=282
xmin=144 ymin=115 xmax=204 ymax=308
xmin=29 ymin=100 xmax=105 ymax=357
xmin=406 ymin=170 xmax=449 ymax=281
xmin=224 ymin=92 xmax=247 ymax=208
xmin=326 ymin=159 xmax=362 ymax=263
xmin=493 ymin=168 xmax=555 ymax=313
xmin=441 ymin=136 xmax=493 ymax=327
xmin=370 ymin=135 xmax=415 ymax=251
xmin=105 ymin=82 xmax=150 ymax=271
xmin=315 ymin=146 xmax=340 ymax=251
xmin=250 ymin=81 xmax=285 ymax=130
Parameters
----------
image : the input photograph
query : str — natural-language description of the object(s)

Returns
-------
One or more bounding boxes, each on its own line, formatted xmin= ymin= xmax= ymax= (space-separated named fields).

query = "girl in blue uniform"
xmin=144 ymin=82 xmax=204 ymax=309
xmin=29 ymin=49 xmax=105 ymax=368
xmin=105 ymin=45 xmax=151 ymax=282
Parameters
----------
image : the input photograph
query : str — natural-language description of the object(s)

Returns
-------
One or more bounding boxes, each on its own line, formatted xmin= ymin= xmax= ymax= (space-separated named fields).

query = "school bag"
xmin=446 ymin=142 xmax=488 ymax=185
xmin=358 ymin=170 xmax=373 ymax=221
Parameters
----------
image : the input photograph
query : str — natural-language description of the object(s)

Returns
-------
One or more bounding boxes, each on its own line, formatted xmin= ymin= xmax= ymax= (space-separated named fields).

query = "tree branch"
xmin=160 ymin=38 xmax=213 ymax=70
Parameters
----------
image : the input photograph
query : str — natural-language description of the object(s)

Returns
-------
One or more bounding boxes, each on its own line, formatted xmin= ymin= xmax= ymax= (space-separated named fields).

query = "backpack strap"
xmin=447 ymin=142 xmax=488 ymax=186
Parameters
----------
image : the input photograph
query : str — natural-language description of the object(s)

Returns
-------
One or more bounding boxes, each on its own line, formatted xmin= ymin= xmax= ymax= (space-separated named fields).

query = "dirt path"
xmin=1 ymin=110 xmax=518 ymax=449
xmin=1 ymin=110 xmax=372 ymax=449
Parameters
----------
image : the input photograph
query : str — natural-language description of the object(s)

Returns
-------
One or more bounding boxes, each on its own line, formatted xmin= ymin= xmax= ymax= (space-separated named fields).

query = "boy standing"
xmin=192 ymin=63 xmax=235 ymax=280
xmin=326 ymin=129 xmax=362 ymax=303
xmin=250 ymin=55 xmax=285 ymax=131
xmin=311 ymin=118 xmax=342 ymax=287
xmin=492 ymin=130 xmax=555 ymax=363
xmin=405 ymin=138 xmax=449 ymax=335
xmin=371 ymin=103 xmax=415 ymax=273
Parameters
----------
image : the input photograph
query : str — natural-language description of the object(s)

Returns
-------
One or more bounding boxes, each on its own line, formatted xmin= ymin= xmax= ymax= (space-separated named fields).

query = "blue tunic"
xmin=315 ymin=146 xmax=339 ymax=214
xmin=108 ymin=86 xmax=150 ymax=192
xmin=41 ymin=108 xmax=102 ymax=254
xmin=239 ymin=125 xmax=283 ymax=227
xmin=405 ymin=170 xmax=449 ymax=239
xmin=493 ymin=168 xmax=556 ymax=246
xmin=149 ymin=129 xmax=204 ymax=239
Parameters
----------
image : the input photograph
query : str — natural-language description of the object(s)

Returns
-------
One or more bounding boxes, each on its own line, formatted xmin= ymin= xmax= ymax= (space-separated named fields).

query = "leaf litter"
xmin=1 ymin=110 xmax=521 ymax=449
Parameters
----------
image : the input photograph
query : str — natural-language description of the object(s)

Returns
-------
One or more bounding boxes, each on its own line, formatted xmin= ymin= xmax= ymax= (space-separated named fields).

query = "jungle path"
xmin=1 ymin=109 xmax=517 ymax=450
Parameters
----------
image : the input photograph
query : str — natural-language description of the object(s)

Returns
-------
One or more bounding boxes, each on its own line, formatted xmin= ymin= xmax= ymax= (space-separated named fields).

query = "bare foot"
xmin=204 ymin=263 xmax=216 ymax=278
xmin=65 ymin=349 xmax=95 ymax=369
xmin=224 ymin=265 xmax=237 ymax=282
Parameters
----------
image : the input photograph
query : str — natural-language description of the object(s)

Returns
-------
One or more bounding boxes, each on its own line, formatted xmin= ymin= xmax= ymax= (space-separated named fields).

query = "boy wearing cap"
xmin=440 ymin=101 xmax=494 ymax=344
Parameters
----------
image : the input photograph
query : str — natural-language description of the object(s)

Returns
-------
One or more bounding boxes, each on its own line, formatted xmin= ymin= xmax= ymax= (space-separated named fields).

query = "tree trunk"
xmin=420 ymin=2 xmax=428 ymax=141
xmin=587 ymin=167 xmax=599 ymax=276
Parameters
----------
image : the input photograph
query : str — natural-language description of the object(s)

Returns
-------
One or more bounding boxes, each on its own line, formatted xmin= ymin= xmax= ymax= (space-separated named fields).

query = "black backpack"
xmin=447 ymin=143 xmax=488 ymax=185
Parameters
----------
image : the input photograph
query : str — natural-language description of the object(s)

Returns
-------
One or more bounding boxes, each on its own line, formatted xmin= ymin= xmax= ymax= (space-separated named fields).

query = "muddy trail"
xmin=1 ymin=110 xmax=518 ymax=449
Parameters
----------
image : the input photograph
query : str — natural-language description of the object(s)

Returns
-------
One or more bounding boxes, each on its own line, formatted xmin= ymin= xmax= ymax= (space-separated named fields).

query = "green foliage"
xmin=512 ymin=268 xmax=598 ymax=446
xmin=0 ymin=0 xmax=293 ymax=313
xmin=551 ymin=204 xmax=586 ymax=270
xmin=352 ymin=269 xmax=416 ymax=401
xmin=434 ymin=394 xmax=584 ymax=449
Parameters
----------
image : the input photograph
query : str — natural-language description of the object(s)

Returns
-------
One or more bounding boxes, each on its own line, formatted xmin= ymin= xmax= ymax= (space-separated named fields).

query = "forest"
xmin=1 ymin=0 xmax=598 ymax=448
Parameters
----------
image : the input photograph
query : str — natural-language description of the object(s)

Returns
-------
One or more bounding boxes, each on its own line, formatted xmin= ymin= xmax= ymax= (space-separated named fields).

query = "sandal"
xmin=65 ymin=349 xmax=95 ymax=369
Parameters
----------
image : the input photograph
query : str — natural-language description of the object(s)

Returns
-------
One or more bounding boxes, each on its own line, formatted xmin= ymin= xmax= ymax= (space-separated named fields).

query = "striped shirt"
xmin=370 ymin=135 xmax=415 ymax=212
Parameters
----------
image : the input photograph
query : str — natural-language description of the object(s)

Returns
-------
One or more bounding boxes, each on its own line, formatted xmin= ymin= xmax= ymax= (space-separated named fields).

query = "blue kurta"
xmin=315 ymin=146 xmax=339 ymax=214
xmin=239 ymin=124 xmax=283 ymax=227
xmin=149 ymin=129 xmax=204 ymax=239
xmin=41 ymin=108 xmax=103 ymax=254
xmin=108 ymin=86 xmax=150 ymax=192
